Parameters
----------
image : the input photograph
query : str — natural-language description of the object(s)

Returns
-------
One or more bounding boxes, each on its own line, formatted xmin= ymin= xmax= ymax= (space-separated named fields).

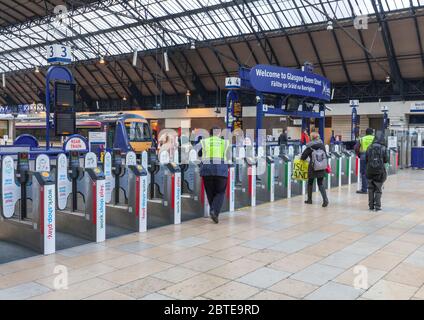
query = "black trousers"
xmin=308 ymin=177 xmax=324 ymax=187
xmin=368 ymin=179 xmax=384 ymax=209
xmin=203 ymin=176 xmax=228 ymax=216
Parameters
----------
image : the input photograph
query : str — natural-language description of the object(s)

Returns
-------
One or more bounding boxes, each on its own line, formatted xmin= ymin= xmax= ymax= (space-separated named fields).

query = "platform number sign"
xmin=47 ymin=44 xmax=72 ymax=64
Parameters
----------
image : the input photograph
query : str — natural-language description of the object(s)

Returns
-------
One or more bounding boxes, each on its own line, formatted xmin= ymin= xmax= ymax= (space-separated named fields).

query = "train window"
xmin=126 ymin=122 xmax=151 ymax=142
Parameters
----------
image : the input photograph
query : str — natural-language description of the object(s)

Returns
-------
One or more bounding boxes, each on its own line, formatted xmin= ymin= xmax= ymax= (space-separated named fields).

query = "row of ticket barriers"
xmin=0 ymin=144 xmax=399 ymax=258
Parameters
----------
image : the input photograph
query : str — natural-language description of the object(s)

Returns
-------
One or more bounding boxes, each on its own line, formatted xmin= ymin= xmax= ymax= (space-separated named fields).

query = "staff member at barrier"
xmin=200 ymin=126 xmax=230 ymax=224
xmin=355 ymin=128 xmax=375 ymax=194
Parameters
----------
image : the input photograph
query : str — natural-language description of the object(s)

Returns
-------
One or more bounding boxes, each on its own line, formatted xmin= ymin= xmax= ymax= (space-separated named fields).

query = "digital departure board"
xmin=55 ymin=111 xmax=76 ymax=136
xmin=55 ymin=82 xmax=76 ymax=108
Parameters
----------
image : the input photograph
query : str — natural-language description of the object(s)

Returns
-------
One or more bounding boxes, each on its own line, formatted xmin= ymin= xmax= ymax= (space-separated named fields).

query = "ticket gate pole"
xmin=17 ymin=153 xmax=30 ymax=220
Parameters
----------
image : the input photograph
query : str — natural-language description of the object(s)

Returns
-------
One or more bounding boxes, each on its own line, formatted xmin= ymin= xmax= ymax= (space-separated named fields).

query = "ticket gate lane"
xmin=55 ymin=152 xmax=106 ymax=244
xmin=256 ymin=156 xmax=275 ymax=204
xmin=180 ymin=162 xmax=205 ymax=222
xmin=234 ymin=157 xmax=256 ymax=210
xmin=0 ymin=153 xmax=56 ymax=262
xmin=147 ymin=155 xmax=181 ymax=229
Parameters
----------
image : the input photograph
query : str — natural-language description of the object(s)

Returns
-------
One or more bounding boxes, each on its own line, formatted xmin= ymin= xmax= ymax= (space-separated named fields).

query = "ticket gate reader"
xmin=147 ymin=154 xmax=181 ymax=229
xmin=55 ymin=152 xmax=106 ymax=243
xmin=234 ymin=150 xmax=256 ymax=209
xmin=341 ymin=151 xmax=354 ymax=185
xmin=0 ymin=153 xmax=56 ymax=256
xmin=256 ymin=156 xmax=275 ymax=205
xmin=329 ymin=151 xmax=342 ymax=188
xmin=104 ymin=150 xmax=148 ymax=233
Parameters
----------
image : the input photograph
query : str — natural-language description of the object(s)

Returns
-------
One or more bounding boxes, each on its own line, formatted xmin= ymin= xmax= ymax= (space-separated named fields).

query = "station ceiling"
xmin=1 ymin=0 xmax=424 ymax=107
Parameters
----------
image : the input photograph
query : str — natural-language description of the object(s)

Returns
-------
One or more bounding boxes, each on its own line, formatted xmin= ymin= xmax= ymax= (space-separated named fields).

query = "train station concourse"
xmin=0 ymin=0 xmax=424 ymax=305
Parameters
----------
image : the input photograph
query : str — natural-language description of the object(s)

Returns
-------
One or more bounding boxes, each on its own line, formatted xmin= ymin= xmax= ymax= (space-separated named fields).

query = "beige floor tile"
xmin=267 ymin=229 xmax=305 ymax=241
xmin=203 ymin=281 xmax=260 ymax=300
xmin=102 ymin=254 xmax=150 ymax=269
xmin=84 ymin=289 xmax=135 ymax=300
xmin=328 ymin=231 xmax=366 ymax=244
xmin=384 ymin=263 xmax=424 ymax=287
xmin=232 ymin=228 xmax=274 ymax=240
xmin=157 ymin=248 xmax=213 ymax=264
xmin=249 ymin=290 xmax=298 ymax=300
xmin=380 ymin=240 xmax=421 ymax=257
xmin=318 ymin=224 xmax=349 ymax=234
xmin=209 ymin=246 xmax=258 ymax=262
xmin=207 ymin=258 xmax=266 ymax=280
xmin=299 ymin=240 xmax=348 ymax=258
xmin=99 ymin=260 xmax=173 ymax=285
xmin=137 ymin=245 xmax=185 ymax=259
xmin=36 ymin=263 xmax=117 ymax=289
xmin=198 ymin=237 xmax=245 ymax=251
xmin=414 ymin=286 xmax=424 ymax=299
xmin=60 ymin=249 xmax=125 ymax=269
xmin=159 ymin=274 xmax=229 ymax=299
xmin=245 ymin=249 xmax=288 ymax=264
xmin=397 ymin=233 xmax=424 ymax=245
xmin=31 ymin=278 xmax=116 ymax=300
xmin=0 ymin=255 xmax=70 ymax=276
xmin=374 ymin=227 xmax=406 ymax=238
xmin=153 ymin=266 xmax=200 ymax=283
xmin=181 ymin=256 xmax=228 ymax=272
xmin=362 ymin=280 xmax=419 ymax=300
xmin=269 ymin=278 xmax=318 ymax=298
xmin=115 ymin=276 xmax=173 ymax=299
xmin=334 ymin=267 xmax=387 ymax=289
xmin=269 ymin=253 xmax=322 ymax=273
xmin=359 ymin=251 xmax=405 ymax=272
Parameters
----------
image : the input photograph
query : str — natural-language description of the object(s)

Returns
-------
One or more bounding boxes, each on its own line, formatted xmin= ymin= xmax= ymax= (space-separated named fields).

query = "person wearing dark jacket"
xmin=278 ymin=129 xmax=288 ymax=146
xmin=199 ymin=126 xmax=230 ymax=224
xmin=366 ymin=132 xmax=388 ymax=212
xmin=301 ymin=132 xmax=329 ymax=207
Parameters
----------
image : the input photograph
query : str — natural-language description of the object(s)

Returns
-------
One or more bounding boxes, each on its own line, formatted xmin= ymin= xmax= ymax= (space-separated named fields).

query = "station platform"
xmin=0 ymin=170 xmax=423 ymax=300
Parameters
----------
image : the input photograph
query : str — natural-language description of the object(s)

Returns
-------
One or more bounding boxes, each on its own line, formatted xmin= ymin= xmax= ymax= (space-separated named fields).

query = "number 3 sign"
xmin=46 ymin=44 xmax=72 ymax=64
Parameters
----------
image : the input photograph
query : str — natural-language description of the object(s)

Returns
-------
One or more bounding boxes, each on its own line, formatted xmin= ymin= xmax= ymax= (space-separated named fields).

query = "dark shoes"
xmin=322 ymin=200 xmax=329 ymax=208
xmin=356 ymin=191 xmax=367 ymax=194
xmin=210 ymin=210 xmax=219 ymax=224
xmin=304 ymin=200 xmax=313 ymax=205
xmin=374 ymin=207 xmax=382 ymax=212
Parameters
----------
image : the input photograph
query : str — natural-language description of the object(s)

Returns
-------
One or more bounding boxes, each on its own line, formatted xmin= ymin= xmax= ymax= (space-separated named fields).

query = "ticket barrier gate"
xmin=256 ymin=155 xmax=275 ymax=205
xmin=341 ymin=150 xmax=354 ymax=186
xmin=329 ymin=151 xmax=342 ymax=188
xmin=0 ymin=153 xmax=56 ymax=260
xmin=180 ymin=160 xmax=206 ymax=222
xmin=147 ymin=152 xmax=181 ymax=229
xmin=104 ymin=150 xmax=148 ymax=234
xmin=55 ymin=152 xmax=106 ymax=243
xmin=219 ymin=164 xmax=236 ymax=214
xmin=274 ymin=153 xmax=292 ymax=199
xmin=387 ymin=148 xmax=398 ymax=176
xmin=234 ymin=148 xmax=256 ymax=209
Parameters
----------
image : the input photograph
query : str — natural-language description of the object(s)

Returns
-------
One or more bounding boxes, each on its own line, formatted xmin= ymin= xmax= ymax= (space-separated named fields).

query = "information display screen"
xmin=285 ymin=97 xmax=300 ymax=111
xmin=55 ymin=82 xmax=76 ymax=108
xmin=55 ymin=111 xmax=76 ymax=136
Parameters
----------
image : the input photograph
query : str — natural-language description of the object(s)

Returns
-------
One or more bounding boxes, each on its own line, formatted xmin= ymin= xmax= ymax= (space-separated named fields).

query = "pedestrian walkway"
xmin=0 ymin=170 xmax=423 ymax=300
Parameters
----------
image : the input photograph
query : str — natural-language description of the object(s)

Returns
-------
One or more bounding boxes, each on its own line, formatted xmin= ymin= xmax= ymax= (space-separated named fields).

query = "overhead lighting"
xmin=35 ymin=66 xmax=40 ymax=73
xmin=1 ymin=73 xmax=5 ymax=88
xmin=163 ymin=51 xmax=170 ymax=72
xmin=99 ymin=56 xmax=105 ymax=64
xmin=123 ymin=96 xmax=127 ymax=101
xmin=132 ymin=48 xmax=138 ymax=67
xmin=327 ymin=21 xmax=334 ymax=31
xmin=186 ymin=90 xmax=191 ymax=106
xmin=190 ymin=40 xmax=196 ymax=50
xmin=386 ymin=75 xmax=391 ymax=83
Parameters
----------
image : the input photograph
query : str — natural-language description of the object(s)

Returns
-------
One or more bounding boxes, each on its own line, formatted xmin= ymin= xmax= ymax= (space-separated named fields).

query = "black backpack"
xmin=366 ymin=144 xmax=384 ymax=175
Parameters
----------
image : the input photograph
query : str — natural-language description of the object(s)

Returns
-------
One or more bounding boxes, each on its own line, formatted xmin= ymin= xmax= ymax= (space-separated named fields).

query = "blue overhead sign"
xmin=249 ymin=65 xmax=331 ymax=102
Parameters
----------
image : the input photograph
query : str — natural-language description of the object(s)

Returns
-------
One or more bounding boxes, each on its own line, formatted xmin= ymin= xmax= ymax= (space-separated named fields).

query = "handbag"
xmin=326 ymin=164 xmax=332 ymax=174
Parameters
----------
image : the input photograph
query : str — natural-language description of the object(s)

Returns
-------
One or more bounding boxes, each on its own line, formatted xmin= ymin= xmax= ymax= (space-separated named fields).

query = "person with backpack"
xmin=355 ymin=128 xmax=375 ymax=194
xmin=366 ymin=132 xmax=388 ymax=211
xmin=301 ymin=132 xmax=329 ymax=207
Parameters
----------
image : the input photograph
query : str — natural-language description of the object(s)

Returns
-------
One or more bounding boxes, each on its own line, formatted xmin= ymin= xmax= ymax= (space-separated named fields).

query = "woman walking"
xmin=301 ymin=132 xmax=329 ymax=208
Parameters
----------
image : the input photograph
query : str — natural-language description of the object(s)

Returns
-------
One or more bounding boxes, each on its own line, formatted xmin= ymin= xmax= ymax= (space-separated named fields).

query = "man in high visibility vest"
xmin=200 ymin=126 xmax=230 ymax=224
xmin=356 ymin=128 xmax=375 ymax=194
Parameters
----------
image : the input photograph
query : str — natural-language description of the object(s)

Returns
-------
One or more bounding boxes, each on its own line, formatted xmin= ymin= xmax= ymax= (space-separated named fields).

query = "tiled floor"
xmin=1 ymin=170 xmax=424 ymax=300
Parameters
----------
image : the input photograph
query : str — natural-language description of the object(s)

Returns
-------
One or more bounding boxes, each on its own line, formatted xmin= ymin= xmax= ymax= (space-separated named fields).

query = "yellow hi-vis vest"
xmin=360 ymin=135 xmax=375 ymax=153
xmin=201 ymin=136 xmax=227 ymax=162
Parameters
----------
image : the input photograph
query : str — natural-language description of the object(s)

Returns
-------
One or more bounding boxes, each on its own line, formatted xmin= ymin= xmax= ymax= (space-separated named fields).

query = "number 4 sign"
xmin=47 ymin=44 xmax=72 ymax=64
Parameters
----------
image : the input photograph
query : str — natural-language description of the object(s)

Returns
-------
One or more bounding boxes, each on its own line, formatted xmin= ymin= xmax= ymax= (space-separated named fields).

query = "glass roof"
xmin=0 ymin=0 xmax=421 ymax=73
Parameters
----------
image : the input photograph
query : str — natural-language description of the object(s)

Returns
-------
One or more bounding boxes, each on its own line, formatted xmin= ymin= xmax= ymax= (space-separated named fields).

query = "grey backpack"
xmin=311 ymin=149 xmax=328 ymax=171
